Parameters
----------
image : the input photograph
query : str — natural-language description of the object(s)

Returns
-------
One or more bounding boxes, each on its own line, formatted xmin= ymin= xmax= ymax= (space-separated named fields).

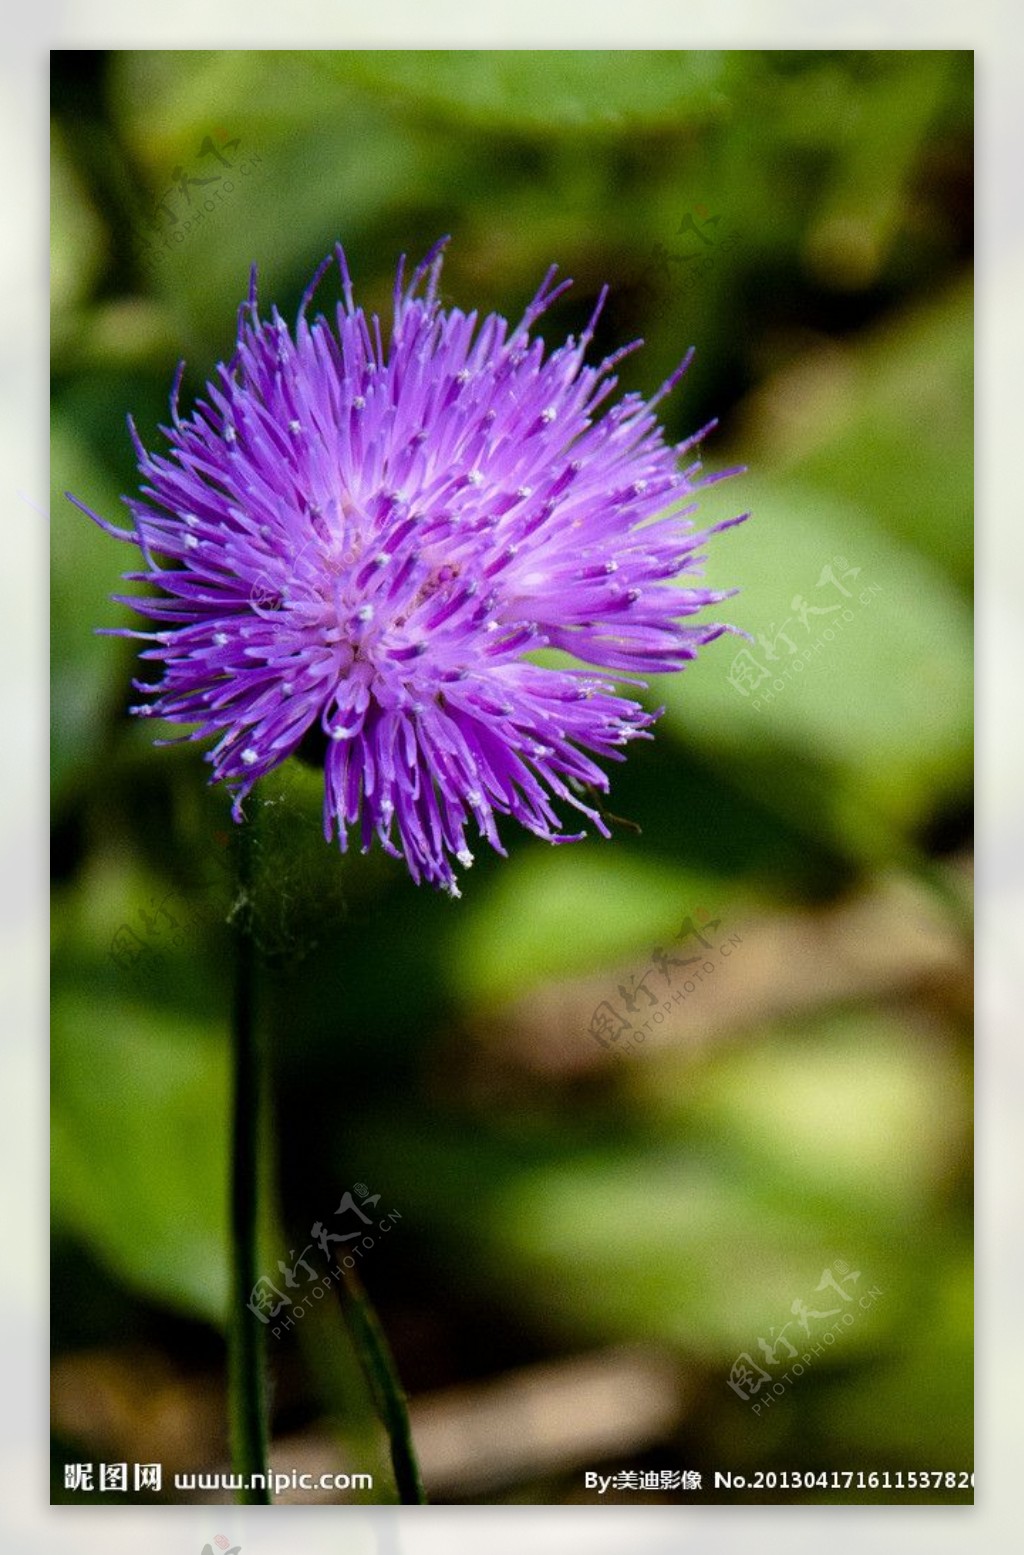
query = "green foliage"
xmin=50 ymin=420 xmax=134 ymax=802
xmin=657 ymin=472 xmax=973 ymax=837
xmin=312 ymin=50 xmax=731 ymax=134
xmin=451 ymin=846 xmax=728 ymax=1006
xmin=339 ymin=1009 xmax=970 ymax=1469
xmin=52 ymin=994 xmax=230 ymax=1322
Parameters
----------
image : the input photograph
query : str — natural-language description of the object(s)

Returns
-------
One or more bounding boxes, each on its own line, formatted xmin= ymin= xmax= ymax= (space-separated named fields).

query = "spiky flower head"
xmin=71 ymin=240 xmax=743 ymax=894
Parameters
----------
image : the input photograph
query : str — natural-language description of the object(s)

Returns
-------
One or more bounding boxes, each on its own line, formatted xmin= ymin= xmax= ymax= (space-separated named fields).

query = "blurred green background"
xmin=50 ymin=50 xmax=972 ymax=1505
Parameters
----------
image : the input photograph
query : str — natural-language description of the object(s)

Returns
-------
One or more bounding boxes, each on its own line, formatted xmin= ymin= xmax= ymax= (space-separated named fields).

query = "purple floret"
xmin=71 ymin=240 xmax=745 ymax=894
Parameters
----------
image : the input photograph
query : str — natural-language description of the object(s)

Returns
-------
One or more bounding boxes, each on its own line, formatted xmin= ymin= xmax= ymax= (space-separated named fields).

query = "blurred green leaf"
xmin=487 ymin=1023 xmax=958 ymax=1352
xmin=817 ymin=1248 xmax=972 ymax=1465
xmin=801 ymin=52 xmax=957 ymax=290
xmin=747 ymin=281 xmax=973 ymax=584
xmin=313 ymin=50 xmax=730 ymax=135
xmin=52 ymin=995 xmax=229 ymax=1324
xmin=639 ymin=1013 xmax=971 ymax=1215
xmin=346 ymin=1011 xmax=966 ymax=1361
xmin=450 ymin=845 xmax=729 ymax=1007
xmin=50 ymin=122 xmax=107 ymax=336
xmin=656 ymin=478 xmax=972 ymax=841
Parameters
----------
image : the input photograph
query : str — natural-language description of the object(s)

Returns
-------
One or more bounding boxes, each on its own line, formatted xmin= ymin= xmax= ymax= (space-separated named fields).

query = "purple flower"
xmin=71 ymin=241 xmax=744 ymax=894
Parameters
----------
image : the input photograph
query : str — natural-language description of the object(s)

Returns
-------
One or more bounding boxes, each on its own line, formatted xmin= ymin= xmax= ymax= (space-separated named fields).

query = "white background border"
xmin=15 ymin=7 xmax=1014 ymax=1552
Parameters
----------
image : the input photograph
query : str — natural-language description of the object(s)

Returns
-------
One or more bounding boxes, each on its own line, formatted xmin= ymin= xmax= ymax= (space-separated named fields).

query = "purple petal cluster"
xmin=73 ymin=241 xmax=744 ymax=894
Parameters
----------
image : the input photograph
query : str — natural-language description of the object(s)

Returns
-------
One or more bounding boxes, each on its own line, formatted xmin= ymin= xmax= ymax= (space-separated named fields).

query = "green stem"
xmin=336 ymin=1263 xmax=427 ymax=1504
xmin=228 ymin=818 xmax=271 ymax=1504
